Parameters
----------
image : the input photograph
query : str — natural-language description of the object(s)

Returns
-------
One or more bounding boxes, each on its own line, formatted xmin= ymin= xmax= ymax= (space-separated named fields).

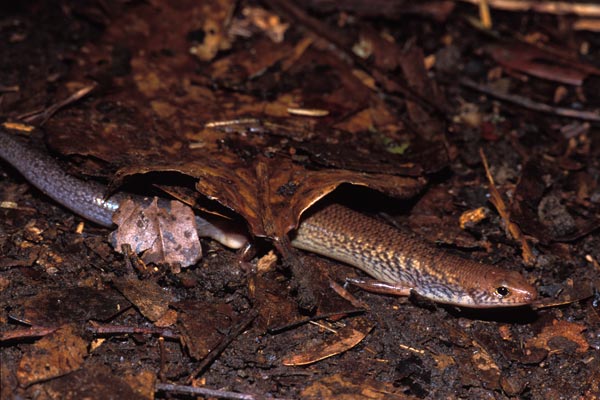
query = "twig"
xmin=458 ymin=0 xmax=600 ymax=17
xmin=461 ymin=78 xmax=600 ymax=122
xmin=158 ymin=337 xmax=167 ymax=382
xmin=87 ymin=321 xmax=180 ymax=340
xmin=0 ymin=84 xmax=19 ymax=93
xmin=0 ymin=326 xmax=58 ymax=343
xmin=479 ymin=148 xmax=535 ymax=264
xmin=267 ymin=308 xmax=366 ymax=334
xmin=478 ymin=0 xmax=492 ymax=29
xmin=156 ymin=383 xmax=261 ymax=400
xmin=17 ymin=82 xmax=96 ymax=126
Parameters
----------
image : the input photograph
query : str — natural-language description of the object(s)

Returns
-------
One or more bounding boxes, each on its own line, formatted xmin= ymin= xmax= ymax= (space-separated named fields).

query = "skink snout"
xmin=518 ymin=284 xmax=538 ymax=304
xmin=497 ymin=277 xmax=537 ymax=306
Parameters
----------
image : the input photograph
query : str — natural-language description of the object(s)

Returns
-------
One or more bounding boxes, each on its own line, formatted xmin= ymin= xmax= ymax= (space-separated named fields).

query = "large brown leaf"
xmin=113 ymin=151 xmax=425 ymax=241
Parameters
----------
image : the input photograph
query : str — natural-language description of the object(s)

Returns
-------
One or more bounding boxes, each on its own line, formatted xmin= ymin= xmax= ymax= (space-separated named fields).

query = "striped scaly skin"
xmin=292 ymin=204 xmax=537 ymax=308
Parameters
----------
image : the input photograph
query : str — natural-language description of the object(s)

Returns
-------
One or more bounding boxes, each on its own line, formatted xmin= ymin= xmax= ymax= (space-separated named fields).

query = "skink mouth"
xmin=471 ymin=292 xmax=538 ymax=307
xmin=517 ymin=287 xmax=538 ymax=304
xmin=524 ymin=292 xmax=537 ymax=303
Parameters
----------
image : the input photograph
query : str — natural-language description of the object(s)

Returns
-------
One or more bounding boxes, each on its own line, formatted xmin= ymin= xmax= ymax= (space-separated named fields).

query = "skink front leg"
xmin=346 ymin=277 xmax=413 ymax=297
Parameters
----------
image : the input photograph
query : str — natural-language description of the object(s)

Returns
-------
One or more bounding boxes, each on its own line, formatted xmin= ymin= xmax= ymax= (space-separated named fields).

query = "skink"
xmin=0 ymin=130 xmax=537 ymax=308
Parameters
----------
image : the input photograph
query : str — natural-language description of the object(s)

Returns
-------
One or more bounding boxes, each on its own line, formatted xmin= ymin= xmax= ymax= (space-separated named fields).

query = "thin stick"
xmin=458 ymin=0 xmax=600 ymax=17
xmin=461 ymin=78 xmax=600 ymax=122
xmin=479 ymin=148 xmax=535 ymax=264
xmin=87 ymin=321 xmax=180 ymax=340
xmin=156 ymin=383 xmax=261 ymax=400
xmin=0 ymin=326 xmax=58 ymax=343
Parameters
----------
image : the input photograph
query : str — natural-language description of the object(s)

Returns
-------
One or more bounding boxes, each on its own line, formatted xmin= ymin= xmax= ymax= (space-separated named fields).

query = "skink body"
xmin=0 ymin=130 xmax=537 ymax=307
xmin=292 ymin=204 xmax=536 ymax=307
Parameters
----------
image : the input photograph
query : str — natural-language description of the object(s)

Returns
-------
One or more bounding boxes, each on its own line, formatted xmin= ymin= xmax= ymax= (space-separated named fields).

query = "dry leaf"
xmin=300 ymin=373 xmax=407 ymax=399
xmin=486 ymin=42 xmax=600 ymax=86
xmin=282 ymin=317 xmax=374 ymax=366
xmin=38 ymin=364 xmax=151 ymax=400
xmin=115 ymin=155 xmax=425 ymax=244
xmin=9 ymin=287 xmax=129 ymax=326
xmin=114 ymin=277 xmax=174 ymax=322
xmin=17 ymin=325 xmax=87 ymax=387
xmin=527 ymin=320 xmax=589 ymax=353
xmin=111 ymin=198 xmax=202 ymax=268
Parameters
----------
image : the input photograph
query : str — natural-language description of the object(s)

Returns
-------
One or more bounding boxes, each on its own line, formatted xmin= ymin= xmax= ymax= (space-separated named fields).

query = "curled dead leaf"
xmin=110 ymin=198 xmax=202 ymax=269
xmin=282 ymin=317 xmax=374 ymax=366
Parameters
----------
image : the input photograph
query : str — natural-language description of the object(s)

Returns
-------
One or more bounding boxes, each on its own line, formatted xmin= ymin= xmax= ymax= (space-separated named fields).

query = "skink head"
xmin=463 ymin=268 xmax=537 ymax=308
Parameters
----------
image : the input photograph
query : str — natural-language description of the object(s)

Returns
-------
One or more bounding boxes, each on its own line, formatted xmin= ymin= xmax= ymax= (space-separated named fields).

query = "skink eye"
xmin=495 ymin=286 xmax=510 ymax=298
